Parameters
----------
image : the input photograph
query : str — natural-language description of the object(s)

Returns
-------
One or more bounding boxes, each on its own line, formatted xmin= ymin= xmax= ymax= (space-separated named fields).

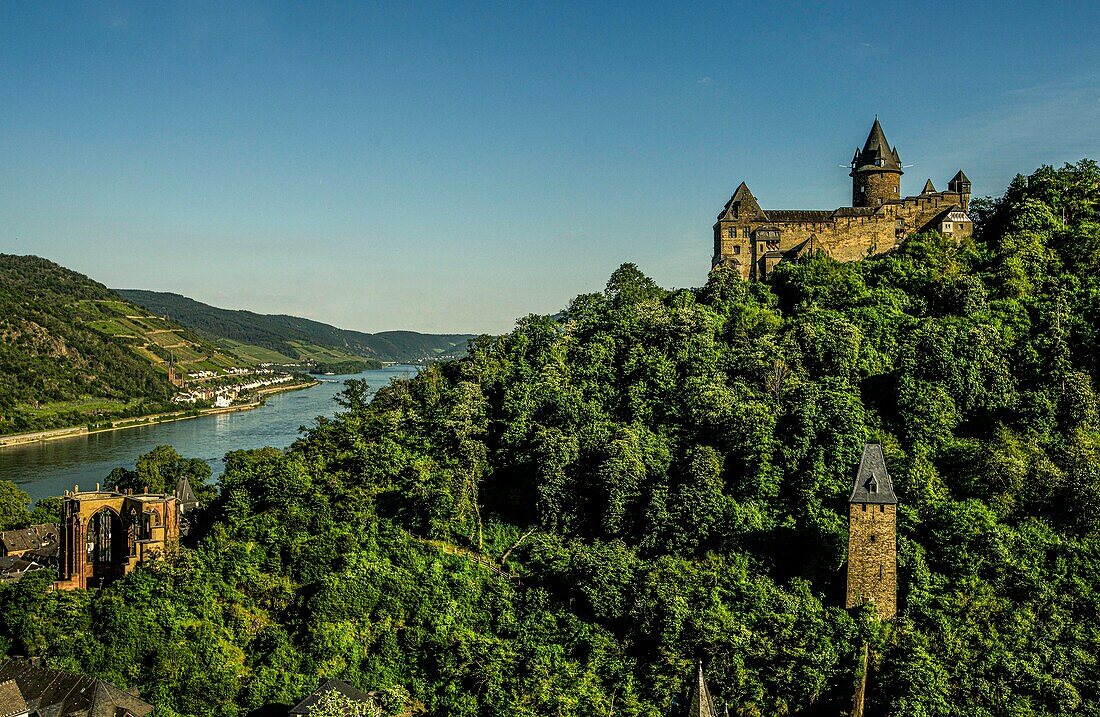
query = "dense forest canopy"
xmin=2 ymin=160 xmax=1100 ymax=716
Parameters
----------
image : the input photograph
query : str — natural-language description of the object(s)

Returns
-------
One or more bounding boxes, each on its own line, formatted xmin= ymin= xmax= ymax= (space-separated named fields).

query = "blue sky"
xmin=2 ymin=2 xmax=1099 ymax=333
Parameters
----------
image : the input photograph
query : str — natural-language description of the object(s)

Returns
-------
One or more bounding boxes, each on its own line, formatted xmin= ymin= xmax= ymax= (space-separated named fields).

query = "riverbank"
xmin=0 ymin=380 xmax=321 ymax=448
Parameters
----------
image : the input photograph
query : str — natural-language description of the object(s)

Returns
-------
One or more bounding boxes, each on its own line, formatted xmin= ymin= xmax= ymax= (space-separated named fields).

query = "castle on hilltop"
xmin=712 ymin=118 xmax=973 ymax=280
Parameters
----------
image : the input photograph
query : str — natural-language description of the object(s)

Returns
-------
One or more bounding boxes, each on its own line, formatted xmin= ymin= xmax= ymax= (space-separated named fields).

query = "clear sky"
xmin=2 ymin=2 xmax=1099 ymax=334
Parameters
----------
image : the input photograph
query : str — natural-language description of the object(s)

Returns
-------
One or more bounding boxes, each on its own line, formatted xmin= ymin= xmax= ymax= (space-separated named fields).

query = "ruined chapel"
xmin=712 ymin=118 xmax=973 ymax=280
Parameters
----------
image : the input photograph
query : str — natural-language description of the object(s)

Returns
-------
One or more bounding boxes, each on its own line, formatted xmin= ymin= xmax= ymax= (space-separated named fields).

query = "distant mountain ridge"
xmin=117 ymin=289 xmax=474 ymax=364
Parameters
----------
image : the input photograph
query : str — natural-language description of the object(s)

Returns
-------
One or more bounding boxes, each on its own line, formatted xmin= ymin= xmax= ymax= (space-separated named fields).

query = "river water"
xmin=0 ymin=366 xmax=417 ymax=503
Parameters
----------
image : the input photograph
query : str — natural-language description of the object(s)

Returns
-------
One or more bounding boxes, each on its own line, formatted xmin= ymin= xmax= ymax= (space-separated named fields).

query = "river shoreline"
xmin=0 ymin=380 xmax=322 ymax=449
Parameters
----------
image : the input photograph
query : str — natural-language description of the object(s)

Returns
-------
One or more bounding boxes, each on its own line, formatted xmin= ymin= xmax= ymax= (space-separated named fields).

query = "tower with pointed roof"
xmin=850 ymin=117 xmax=903 ymax=208
xmin=948 ymin=170 xmax=972 ymax=211
xmin=845 ymin=444 xmax=898 ymax=618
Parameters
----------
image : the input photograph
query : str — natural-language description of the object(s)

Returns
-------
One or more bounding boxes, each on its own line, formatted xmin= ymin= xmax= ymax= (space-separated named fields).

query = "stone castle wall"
xmin=846 ymin=502 xmax=897 ymax=618
xmin=713 ymin=190 xmax=971 ymax=281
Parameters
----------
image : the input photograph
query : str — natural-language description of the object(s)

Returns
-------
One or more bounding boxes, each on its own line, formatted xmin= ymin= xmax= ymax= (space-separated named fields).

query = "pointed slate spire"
xmin=854 ymin=118 xmax=903 ymax=172
xmin=175 ymin=475 xmax=199 ymax=509
xmin=948 ymin=170 xmax=971 ymax=194
xmin=849 ymin=444 xmax=897 ymax=504
xmin=922 ymin=179 xmax=937 ymax=194
xmin=718 ymin=182 xmax=766 ymax=221
xmin=686 ymin=660 xmax=719 ymax=717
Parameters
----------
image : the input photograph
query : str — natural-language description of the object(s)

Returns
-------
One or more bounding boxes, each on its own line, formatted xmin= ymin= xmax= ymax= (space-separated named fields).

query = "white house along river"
xmin=0 ymin=366 xmax=416 ymax=503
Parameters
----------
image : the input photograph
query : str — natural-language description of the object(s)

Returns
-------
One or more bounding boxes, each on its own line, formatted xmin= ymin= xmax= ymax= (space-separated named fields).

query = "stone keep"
xmin=846 ymin=444 xmax=898 ymax=619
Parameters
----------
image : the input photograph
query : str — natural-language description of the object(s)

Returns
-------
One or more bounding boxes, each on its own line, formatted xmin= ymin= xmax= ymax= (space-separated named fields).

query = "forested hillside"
xmin=118 ymin=289 xmax=473 ymax=364
xmin=2 ymin=160 xmax=1100 ymax=717
xmin=0 ymin=256 xmax=234 ymax=434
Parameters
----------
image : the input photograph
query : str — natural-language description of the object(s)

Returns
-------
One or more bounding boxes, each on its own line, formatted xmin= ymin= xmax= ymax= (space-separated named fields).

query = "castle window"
xmin=742 ymin=228 xmax=750 ymax=238
xmin=732 ymin=245 xmax=741 ymax=255
xmin=880 ymin=505 xmax=885 ymax=513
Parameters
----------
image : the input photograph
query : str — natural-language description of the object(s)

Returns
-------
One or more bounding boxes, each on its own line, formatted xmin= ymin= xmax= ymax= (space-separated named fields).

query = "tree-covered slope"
xmin=117 ymin=289 xmax=474 ymax=364
xmin=3 ymin=161 xmax=1100 ymax=717
xmin=0 ymin=255 xmax=246 ymax=434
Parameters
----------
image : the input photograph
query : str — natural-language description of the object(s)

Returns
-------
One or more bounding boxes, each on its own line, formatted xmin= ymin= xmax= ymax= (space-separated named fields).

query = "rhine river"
xmin=0 ymin=366 xmax=417 ymax=503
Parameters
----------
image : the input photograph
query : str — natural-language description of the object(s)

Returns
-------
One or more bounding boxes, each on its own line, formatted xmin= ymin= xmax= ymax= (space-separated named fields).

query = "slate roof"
xmin=0 ymin=679 xmax=27 ymax=717
xmin=763 ymin=210 xmax=835 ymax=222
xmin=950 ymin=169 xmax=971 ymax=184
xmin=685 ymin=661 xmax=719 ymax=717
xmin=920 ymin=206 xmax=970 ymax=232
xmin=792 ymin=234 xmax=822 ymax=257
xmin=922 ymin=179 xmax=937 ymax=194
xmin=174 ymin=476 xmax=199 ymax=508
xmin=0 ymin=659 xmax=153 ymax=717
xmin=852 ymin=118 xmax=903 ymax=173
xmin=849 ymin=444 xmax=897 ymax=504
xmin=716 ymin=183 xmax=767 ymax=222
xmin=831 ymin=206 xmax=877 ymax=218
xmin=0 ymin=524 xmax=58 ymax=556
xmin=288 ymin=679 xmax=377 ymax=715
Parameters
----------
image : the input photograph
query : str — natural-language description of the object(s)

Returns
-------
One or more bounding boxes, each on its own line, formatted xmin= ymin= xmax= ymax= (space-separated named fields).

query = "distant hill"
xmin=0 ymin=255 xmax=250 ymax=434
xmin=116 ymin=289 xmax=474 ymax=364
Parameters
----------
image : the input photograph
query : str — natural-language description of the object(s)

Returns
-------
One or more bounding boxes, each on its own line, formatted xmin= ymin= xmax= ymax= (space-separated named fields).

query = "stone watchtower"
xmin=846 ymin=443 xmax=898 ymax=618
xmin=850 ymin=118 xmax=903 ymax=208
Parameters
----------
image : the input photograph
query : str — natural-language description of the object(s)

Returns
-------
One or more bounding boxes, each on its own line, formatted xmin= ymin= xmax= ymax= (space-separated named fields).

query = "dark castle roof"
xmin=289 ymin=679 xmax=377 ymax=715
xmin=0 ymin=524 xmax=57 ymax=555
xmin=922 ymin=179 xmax=937 ymax=194
xmin=950 ymin=169 xmax=971 ymax=184
xmin=0 ymin=658 xmax=153 ymax=717
xmin=849 ymin=444 xmax=897 ymax=504
xmin=764 ymin=210 xmax=835 ymax=222
xmin=175 ymin=476 xmax=199 ymax=508
xmin=685 ymin=661 xmax=719 ymax=717
xmin=852 ymin=118 xmax=902 ymax=174
xmin=716 ymin=182 xmax=767 ymax=222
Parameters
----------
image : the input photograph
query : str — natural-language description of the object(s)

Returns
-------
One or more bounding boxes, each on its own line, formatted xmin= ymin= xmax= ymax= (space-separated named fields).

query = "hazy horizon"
xmin=3 ymin=2 xmax=1099 ymax=333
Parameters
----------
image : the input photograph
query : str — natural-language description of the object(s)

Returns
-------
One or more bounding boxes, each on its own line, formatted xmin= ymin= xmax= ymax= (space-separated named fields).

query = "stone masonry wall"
xmin=713 ymin=190 xmax=971 ymax=280
xmin=846 ymin=503 xmax=897 ymax=619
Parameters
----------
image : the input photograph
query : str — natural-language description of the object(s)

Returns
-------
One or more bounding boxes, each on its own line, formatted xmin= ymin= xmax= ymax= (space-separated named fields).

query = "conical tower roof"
xmin=686 ymin=661 xmax=719 ymax=717
xmin=853 ymin=118 xmax=902 ymax=173
xmin=849 ymin=443 xmax=897 ymax=504
xmin=950 ymin=169 xmax=970 ymax=184
xmin=175 ymin=475 xmax=199 ymax=508
xmin=922 ymin=179 xmax=937 ymax=194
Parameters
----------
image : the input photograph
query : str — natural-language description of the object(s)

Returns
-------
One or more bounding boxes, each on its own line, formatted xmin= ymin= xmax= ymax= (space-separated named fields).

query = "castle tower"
xmin=850 ymin=118 xmax=903 ymax=208
xmin=712 ymin=182 xmax=764 ymax=275
xmin=845 ymin=443 xmax=898 ymax=618
xmin=948 ymin=170 xmax=972 ymax=211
